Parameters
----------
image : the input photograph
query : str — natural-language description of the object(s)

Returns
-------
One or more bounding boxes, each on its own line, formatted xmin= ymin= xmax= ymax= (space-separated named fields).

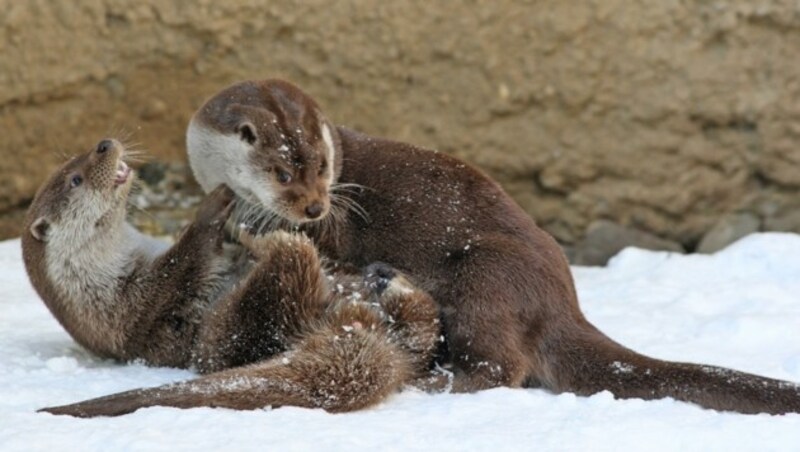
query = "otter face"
xmin=187 ymin=79 xmax=341 ymax=226
xmin=240 ymin=118 xmax=335 ymax=224
xmin=27 ymin=139 xmax=134 ymax=244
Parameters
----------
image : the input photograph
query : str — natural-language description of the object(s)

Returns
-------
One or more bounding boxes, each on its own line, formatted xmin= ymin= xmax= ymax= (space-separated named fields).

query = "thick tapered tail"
xmin=544 ymin=327 xmax=800 ymax=415
xmin=39 ymin=383 xmax=206 ymax=418
xmin=38 ymin=370 xmax=313 ymax=418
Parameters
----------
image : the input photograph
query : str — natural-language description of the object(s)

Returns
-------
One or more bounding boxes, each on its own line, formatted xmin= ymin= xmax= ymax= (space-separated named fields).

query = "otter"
xmin=21 ymin=138 xmax=242 ymax=368
xmin=39 ymin=250 xmax=441 ymax=417
xmin=185 ymin=79 xmax=800 ymax=415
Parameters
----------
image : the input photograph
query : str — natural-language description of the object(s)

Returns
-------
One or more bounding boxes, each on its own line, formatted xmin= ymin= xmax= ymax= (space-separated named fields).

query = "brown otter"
xmin=21 ymin=139 xmax=243 ymax=368
xmin=39 ymin=247 xmax=441 ymax=417
xmin=186 ymin=79 xmax=800 ymax=415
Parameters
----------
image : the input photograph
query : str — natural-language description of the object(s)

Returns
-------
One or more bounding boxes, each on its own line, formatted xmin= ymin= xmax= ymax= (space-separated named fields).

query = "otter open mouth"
xmin=114 ymin=160 xmax=131 ymax=186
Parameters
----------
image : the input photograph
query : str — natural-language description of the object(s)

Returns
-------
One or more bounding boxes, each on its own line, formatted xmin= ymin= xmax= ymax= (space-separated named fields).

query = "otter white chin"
xmin=185 ymin=78 xmax=800 ymax=415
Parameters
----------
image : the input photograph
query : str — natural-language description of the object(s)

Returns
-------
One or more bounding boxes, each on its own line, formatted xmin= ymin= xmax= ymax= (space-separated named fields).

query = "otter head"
xmin=24 ymin=139 xmax=134 ymax=247
xmin=187 ymin=79 xmax=342 ymax=225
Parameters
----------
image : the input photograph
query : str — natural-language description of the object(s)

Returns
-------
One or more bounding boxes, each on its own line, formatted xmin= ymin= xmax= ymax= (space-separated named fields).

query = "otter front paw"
xmin=183 ymin=185 xmax=236 ymax=250
xmin=363 ymin=262 xmax=417 ymax=299
xmin=363 ymin=262 xmax=397 ymax=296
xmin=239 ymin=230 xmax=314 ymax=261
xmin=194 ymin=185 xmax=236 ymax=228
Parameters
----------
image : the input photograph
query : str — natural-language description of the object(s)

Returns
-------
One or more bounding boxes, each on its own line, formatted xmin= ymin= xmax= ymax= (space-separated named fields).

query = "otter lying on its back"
xmin=186 ymin=79 xmax=800 ymax=415
xmin=21 ymin=139 xmax=244 ymax=368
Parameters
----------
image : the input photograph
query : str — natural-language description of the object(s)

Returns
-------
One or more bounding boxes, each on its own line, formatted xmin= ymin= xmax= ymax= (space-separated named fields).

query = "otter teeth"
xmin=114 ymin=161 xmax=131 ymax=185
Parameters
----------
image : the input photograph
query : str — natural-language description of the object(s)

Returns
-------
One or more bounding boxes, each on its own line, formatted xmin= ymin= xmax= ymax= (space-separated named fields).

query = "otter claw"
xmin=363 ymin=262 xmax=396 ymax=296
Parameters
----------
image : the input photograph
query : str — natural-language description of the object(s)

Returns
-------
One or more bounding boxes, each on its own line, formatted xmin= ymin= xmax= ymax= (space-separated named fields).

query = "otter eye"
xmin=277 ymin=171 xmax=292 ymax=184
xmin=70 ymin=175 xmax=83 ymax=188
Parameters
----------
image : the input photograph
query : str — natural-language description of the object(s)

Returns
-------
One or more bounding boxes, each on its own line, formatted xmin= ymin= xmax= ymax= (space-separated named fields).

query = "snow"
xmin=2 ymin=233 xmax=800 ymax=451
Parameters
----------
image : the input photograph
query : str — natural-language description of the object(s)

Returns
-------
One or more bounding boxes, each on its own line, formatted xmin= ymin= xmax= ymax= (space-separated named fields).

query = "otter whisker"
xmin=317 ymin=203 xmax=343 ymax=238
xmin=106 ymin=126 xmax=137 ymax=147
xmin=52 ymin=146 xmax=70 ymax=162
xmin=331 ymin=193 xmax=369 ymax=224
xmin=125 ymin=200 xmax=159 ymax=224
xmin=331 ymin=182 xmax=370 ymax=196
xmin=331 ymin=182 xmax=367 ymax=191
xmin=124 ymin=155 xmax=151 ymax=165
xmin=232 ymin=196 xmax=291 ymax=237
xmin=231 ymin=198 xmax=271 ymax=237
xmin=124 ymin=181 xmax=161 ymax=225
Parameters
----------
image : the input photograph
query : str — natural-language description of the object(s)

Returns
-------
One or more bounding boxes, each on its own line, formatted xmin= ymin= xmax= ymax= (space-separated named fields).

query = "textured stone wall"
xmin=3 ymin=0 xmax=800 ymax=259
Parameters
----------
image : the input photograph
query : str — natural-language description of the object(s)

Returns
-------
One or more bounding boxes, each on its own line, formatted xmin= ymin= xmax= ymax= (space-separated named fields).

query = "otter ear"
xmin=237 ymin=122 xmax=257 ymax=145
xmin=30 ymin=217 xmax=50 ymax=242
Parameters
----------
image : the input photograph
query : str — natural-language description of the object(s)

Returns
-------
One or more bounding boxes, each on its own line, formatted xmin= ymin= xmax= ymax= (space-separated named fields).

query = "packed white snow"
xmin=1 ymin=233 xmax=799 ymax=451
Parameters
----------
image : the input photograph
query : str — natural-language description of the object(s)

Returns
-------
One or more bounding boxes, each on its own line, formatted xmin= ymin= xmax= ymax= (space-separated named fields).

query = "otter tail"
xmin=38 ymin=377 xmax=248 ymax=418
xmin=544 ymin=326 xmax=800 ymax=415
xmin=39 ymin=324 xmax=412 ymax=418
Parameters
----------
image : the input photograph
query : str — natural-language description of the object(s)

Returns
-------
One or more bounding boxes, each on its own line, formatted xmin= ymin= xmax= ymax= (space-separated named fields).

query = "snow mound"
xmin=1 ymin=234 xmax=799 ymax=451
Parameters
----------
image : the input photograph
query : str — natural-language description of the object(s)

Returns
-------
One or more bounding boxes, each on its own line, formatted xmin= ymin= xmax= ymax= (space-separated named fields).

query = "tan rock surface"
xmin=3 ymin=0 xmax=800 ymax=248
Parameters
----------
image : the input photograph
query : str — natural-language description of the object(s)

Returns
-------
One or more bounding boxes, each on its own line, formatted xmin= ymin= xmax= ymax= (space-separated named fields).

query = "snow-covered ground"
xmin=1 ymin=233 xmax=799 ymax=451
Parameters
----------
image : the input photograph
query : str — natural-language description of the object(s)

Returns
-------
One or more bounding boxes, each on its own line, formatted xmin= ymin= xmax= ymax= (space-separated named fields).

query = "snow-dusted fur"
xmin=21 ymin=140 xmax=244 ymax=368
xmin=39 ymin=241 xmax=441 ymax=417
xmin=185 ymin=79 xmax=800 ymax=415
xmin=23 ymin=139 xmax=442 ymax=417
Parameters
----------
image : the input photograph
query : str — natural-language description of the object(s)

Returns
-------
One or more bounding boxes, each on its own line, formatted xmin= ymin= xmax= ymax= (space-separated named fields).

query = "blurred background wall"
xmin=2 ymin=0 xmax=800 ymax=264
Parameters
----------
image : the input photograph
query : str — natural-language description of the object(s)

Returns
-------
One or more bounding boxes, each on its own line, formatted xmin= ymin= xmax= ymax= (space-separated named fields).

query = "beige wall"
xmin=3 ymin=0 xmax=800 ymax=245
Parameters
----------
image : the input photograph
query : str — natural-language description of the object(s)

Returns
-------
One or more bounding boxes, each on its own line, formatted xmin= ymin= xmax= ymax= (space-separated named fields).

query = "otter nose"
xmin=305 ymin=203 xmax=324 ymax=219
xmin=96 ymin=139 xmax=114 ymax=154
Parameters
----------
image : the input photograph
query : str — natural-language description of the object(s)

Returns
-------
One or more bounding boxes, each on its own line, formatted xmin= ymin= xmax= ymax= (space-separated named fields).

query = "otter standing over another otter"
xmin=186 ymin=79 xmax=800 ymax=415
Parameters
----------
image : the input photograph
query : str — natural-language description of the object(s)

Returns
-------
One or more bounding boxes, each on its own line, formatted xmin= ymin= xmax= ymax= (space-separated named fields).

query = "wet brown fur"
xmin=20 ymin=140 xmax=353 ymax=371
xmin=21 ymin=140 xmax=236 ymax=368
xmin=25 ymin=140 xmax=441 ymax=416
xmin=39 ymin=235 xmax=441 ymax=417
xmin=187 ymin=79 xmax=800 ymax=415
